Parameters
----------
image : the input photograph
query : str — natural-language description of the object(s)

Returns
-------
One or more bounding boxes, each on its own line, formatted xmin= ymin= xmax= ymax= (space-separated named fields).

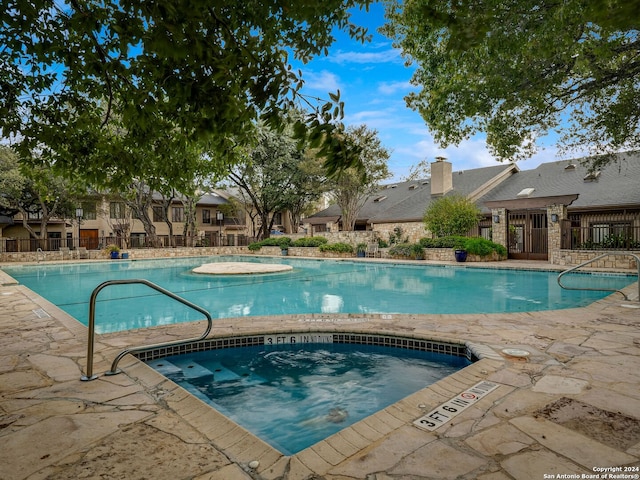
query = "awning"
xmin=302 ymin=216 xmax=341 ymax=225
xmin=484 ymin=194 xmax=579 ymax=210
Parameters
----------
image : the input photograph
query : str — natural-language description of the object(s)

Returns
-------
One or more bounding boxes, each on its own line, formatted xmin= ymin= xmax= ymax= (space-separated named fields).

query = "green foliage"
xmin=326 ymin=124 xmax=391 ymax=231
xmin=356 ymin=243 xmax=368 ymax=253
xmin=419 ymin=236 xmax=465 ymax=249
xmin=291 ymin=237 xmax=328 ymax=247
xmin=389 ymin=243 xmax=425 ymax=259
xmin=387 ymin=226 xmax=408 ymax=245
xmin=383 ymin=0 xmax=639 ymax=167
xmin=227 ymin=117 xmax=322 ymax=240
xmin=319 ymin=242 xmax=354 ymax=253
xmin=423 ymin=195 xmax=481 ymax=237
xmin=420 ymin=236 xmax=506 ymax=258
xmin=248 ymin=237 xmax=292 ymax=250
xmin=2 ymin=0 xmax=373 ymax=188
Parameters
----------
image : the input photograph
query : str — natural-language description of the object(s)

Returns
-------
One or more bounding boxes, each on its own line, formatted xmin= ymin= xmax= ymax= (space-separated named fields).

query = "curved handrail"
xmin=557 ymin=252 xmax=640 ymax=302
xmin=81 ymin=279 xmax=212 ymax=381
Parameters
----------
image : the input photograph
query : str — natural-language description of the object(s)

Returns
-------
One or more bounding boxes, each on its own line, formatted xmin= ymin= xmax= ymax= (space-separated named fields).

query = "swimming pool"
xmin=2 ymin=256 xmax=634 ymax=333
xmin=147 ymin=340 xmax=471 ymax=455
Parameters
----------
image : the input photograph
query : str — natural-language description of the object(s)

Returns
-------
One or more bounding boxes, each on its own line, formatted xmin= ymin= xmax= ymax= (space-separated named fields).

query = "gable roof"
xmin=306 ymin=163 xmax=517 ymax=224
xmin=479 ymin=152 xmax=640 ymax=211
xmin=372 ymin=163 xmax=517 ymax=222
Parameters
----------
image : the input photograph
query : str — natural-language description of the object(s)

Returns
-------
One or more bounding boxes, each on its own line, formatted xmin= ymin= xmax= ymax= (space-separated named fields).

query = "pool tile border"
xmin=132 ymin=332 xmax=479 ymax=363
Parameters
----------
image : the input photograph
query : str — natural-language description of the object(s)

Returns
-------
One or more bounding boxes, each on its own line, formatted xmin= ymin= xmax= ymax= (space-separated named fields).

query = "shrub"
xmin=292 ymin=237 xmax=328 ymax=247
xmin=248 ymin=237 xmax=292 ymax=250
xmin=423 ymin=194 xmax=481 ymax=237
xmin=419 ymin=236 xmax=465 ymax=249
xmin=419 ymin=236 xmax=507 ymax=258
xmin=461 ymin=237 xmax=506 ymax=257
xmin=319 ymin=242 xmax=354 ymax=253
xmin=389 ymin=243 xmax=424 ymax=259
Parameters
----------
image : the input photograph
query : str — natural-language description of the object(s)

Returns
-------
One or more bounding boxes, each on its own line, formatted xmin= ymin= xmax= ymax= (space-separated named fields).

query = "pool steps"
xmin=148 ymin=358 xmax=265 ymax=385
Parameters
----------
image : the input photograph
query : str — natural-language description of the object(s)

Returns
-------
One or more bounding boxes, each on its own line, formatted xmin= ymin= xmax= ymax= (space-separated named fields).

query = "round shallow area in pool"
xmin=192 ymin=262 xmax=293 ymax=275
xmin=148 ymin=343 xmax=471 ymax=455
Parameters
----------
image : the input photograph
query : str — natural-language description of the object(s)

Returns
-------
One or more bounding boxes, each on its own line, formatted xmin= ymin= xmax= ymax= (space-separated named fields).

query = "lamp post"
xmin=75 ymin=208 xmax=83 ymax=249
xmin=216 ymin=212 xmax=224 ymax=246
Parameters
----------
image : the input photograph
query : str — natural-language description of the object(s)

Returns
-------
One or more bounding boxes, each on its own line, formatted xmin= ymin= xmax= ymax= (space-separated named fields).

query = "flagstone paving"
xmin=0 ymin=259 xmax=639 ymax=479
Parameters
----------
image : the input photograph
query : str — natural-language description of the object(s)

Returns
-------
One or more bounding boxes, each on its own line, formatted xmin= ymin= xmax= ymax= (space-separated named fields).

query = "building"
xmin=304 ymin=153 xmax=640 ymax=263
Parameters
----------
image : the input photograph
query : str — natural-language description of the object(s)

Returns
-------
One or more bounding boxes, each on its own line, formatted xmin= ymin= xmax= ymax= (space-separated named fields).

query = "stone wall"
xmin=372 ymin=222 xmax=426 ymax=243
xmin=551 ymin=249 xmax=639 ymax=270
xmin=0 ymin=246 xmax=250 ymax=263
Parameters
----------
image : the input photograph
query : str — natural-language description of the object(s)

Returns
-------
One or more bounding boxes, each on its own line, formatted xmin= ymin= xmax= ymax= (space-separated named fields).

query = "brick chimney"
xmin=430 ymin=156 xmax=453 ymax=196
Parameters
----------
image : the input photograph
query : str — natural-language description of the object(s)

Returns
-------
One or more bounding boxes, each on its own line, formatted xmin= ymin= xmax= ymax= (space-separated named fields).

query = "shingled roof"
xmin=479 ymin=152 xmax=640 ymax=211
xmin=306 ymin=152 xmax=640 ymax=226
xmin=306 ymin=163 xmax=517 ymax=224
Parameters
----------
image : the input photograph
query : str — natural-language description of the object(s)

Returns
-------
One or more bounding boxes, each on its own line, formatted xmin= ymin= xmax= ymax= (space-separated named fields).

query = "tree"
xmin=225 ymin=120 xmax=318 ymax=239
xmin=383 ymin=0 xmax=640 ymax=169
xmin=328 ymin=125 xmax=391 ymax=231
xmin=284 ymin=150 xmax=330 ymax=233
xmin=423 ymin=195 xmax=481 ymax=238
xmin=0 ymin=147 xmax=80 ymax=242
xmin=2 ymin=0 xmax=372 ymax=188
xmin=401 ymin=158 xmax=431 ymax=182
xmin=0 ymin=146 xmax=24 ymax=217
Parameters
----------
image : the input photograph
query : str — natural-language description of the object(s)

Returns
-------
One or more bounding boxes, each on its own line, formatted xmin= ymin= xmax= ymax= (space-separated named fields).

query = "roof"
xmin=306 ymin=163 xmax=517 ymax=224
xmin=371 ymin=164 xmax=516 ymax=222
xmin=479 ymin=152 xmax=640 ymax=211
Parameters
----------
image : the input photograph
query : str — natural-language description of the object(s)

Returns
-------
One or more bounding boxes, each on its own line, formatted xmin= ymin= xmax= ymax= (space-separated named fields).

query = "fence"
xmin=561 ymin=210 xmax=640 ymax=250
xmin=0 ymin=234 xmax=258 ymax=253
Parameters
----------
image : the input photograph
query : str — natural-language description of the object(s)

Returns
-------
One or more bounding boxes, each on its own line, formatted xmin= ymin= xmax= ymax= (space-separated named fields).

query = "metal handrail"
xmin=81 ymin=279 xmax=213 ymax=381
xmin=557 ymin=252 xmax=640 ymax=302
xmin=36 ymin=248 xmax=44 ymax=263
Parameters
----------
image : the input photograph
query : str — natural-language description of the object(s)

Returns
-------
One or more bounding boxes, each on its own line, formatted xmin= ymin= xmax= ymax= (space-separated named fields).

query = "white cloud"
xmin=302 ymin=70 xmax=341 ymax=92
xmin=328 ymin=49 xmax=402 ymax=65
xmin=377 ymin=81 xmax=414 ymax=95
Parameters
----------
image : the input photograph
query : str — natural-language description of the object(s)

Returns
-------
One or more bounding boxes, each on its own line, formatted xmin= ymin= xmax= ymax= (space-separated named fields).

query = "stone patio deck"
xmin=1 ymin=259 xmax=639 ymax=479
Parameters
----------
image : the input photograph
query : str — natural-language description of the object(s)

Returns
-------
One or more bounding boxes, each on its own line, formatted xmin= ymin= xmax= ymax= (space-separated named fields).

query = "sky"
xmin=291 ymin=3 xmax=564 ymax=182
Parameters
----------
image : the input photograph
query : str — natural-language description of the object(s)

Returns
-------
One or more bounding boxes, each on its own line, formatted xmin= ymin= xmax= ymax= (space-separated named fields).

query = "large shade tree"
xmin=1 ymin=0 xmax=372 ymax=188
xmin=383 ymin=0 xmax=640 ymax=169
xmin=328 ymin=125 xmax=391 ymax=231
xmin=224 ymin=118 xmax=324 ymax=239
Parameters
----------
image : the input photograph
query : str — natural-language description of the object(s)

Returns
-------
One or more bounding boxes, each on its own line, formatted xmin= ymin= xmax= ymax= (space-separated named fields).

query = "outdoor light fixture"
xmin=216 ymin=211 xmax=224 ymax=246
xmin=551 ymin=214 xmax=559 ymax=223
xmin=75 ymin=208 xmax=83 ymax=248
xmin=493 ymin=215 xmax=500 ymax=223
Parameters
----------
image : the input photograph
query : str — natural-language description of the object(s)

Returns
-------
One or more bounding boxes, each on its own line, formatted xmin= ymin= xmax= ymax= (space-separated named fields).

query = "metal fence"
xmin=0 ymin=234 xmax=258 ymax=253
xmin=562 ymin=210 xmax=640 ymax=250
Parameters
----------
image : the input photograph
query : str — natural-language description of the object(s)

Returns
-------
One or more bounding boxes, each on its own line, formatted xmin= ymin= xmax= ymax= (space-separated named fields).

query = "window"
xmin=109 ymin=202 xmax=126 ymax=219
xmin=516 ymin=188 xmax=535 ymax=198
xmin=591 ymin=222 xmax=632 ymax=247
xmin=202 ymin=209 xmax=211 ymax=224
xmin=81 ymin=202 xmax=97 ymax=220
xmin=172 ymin=207 xmax=184 ymax=222
xmin=480 ymin=226 xmax=492 ymax=240
xmin=152 ymin=206 xmax=164 ymax=222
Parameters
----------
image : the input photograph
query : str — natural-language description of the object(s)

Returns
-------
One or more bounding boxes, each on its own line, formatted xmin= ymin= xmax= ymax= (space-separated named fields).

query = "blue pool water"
xmin=149 ymin=343 xmax=470 ymax=455
xmin=3 ymin=256 xmax=634 ymax=333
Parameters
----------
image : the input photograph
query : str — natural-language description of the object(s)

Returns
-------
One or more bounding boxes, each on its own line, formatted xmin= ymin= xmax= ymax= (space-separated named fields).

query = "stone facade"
xmin=552 ymin=249 xmax=640 ymax=270
xmin=372 ymin=221 xmax=427 ymax=244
